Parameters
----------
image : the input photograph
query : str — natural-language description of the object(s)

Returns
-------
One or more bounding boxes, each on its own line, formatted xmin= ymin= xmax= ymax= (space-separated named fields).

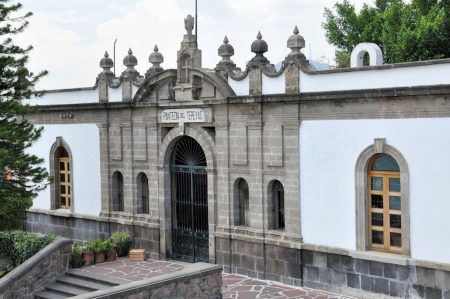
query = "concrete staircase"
xmin=34 ymin=268 xmax=128 ymax=299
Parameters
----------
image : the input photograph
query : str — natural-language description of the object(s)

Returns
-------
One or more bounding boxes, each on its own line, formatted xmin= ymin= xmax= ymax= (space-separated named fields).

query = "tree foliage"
xmin=323 ymin=0 xmax=450 ymax=67
xmin=0 ymin=0 xmax=49 ymax=230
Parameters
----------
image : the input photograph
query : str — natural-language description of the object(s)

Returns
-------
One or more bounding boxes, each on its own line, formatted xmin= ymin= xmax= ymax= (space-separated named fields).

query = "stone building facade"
xmin=25 ymin=15 xmax=450 ymax=298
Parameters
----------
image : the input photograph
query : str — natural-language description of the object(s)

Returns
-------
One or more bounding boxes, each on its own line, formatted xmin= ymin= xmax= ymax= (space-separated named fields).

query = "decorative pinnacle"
xmin=293 ymin=25 xmax=299 ymax=35
xmin=128 ymin=48 xmax=133 ymax=55
xmin=154 ymin=45 xmax=159 ymax=52
xmin=257 ymin=31 xmax=262 ymax=40
xmin=104 ymin=51 xmax=109 ymax=58
xmin=223 ymin=36 xmax=229 ymax=44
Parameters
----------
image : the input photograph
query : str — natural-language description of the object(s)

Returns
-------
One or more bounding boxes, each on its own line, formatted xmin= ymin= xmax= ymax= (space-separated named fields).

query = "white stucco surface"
xmin=108 ymin=86 xmax=123 ymax=102
xmin=300 ymin=63 xmax=450 ymax=92
xmin=262 ymin=72 xmax=285 ymax=95
xmin=228 ymin=76 xmax=249 ymax=96
xmin=28 ymin=124 xmax=101 ymax=216
xmin=300 ymin=118 xmax=450 ymax=264
xmin=24 ymin=89 xmax=98 ymax=105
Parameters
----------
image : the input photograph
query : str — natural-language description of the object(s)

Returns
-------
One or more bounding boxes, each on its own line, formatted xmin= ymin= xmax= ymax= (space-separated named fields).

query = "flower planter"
xmin=95 ymin=252 xmax=105 ymax=263
xmin=82 ymin=250 xmax=95 ymax=266
xmin=106 ymin=249 xmax=117 ymax=261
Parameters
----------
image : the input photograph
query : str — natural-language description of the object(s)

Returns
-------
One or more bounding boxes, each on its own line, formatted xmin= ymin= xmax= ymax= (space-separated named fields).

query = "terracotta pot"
xmin=107 ymin=249 xmax=117 ymax=261
xmin=82 ymin=250 xmax=95 ymax=266
xmin=95 ymin=252 xmax=105 ymax=263
xmin=72 ymin=255 xmax=83 ymax=268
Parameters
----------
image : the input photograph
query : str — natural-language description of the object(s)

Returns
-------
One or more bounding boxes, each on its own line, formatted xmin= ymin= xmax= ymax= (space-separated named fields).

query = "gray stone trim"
xmin=0 ymin=238 xmax=72 ymax=298
xmin=355 ymin=141 xmax=410 ymax=256
xmin=49 ymin=137 xmax=75 ymax=212
xmin=70 ymin=263 xmax=222 ymax=299
xmin=32 ymin=86 xmax=96 ymax=94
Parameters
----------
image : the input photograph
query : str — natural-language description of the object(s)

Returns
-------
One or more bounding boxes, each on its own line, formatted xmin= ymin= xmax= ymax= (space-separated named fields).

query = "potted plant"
xmin=92 ymin=239 xmax=106 ymax=263
xmin=110 ymin=231 xmax=132 ymax=257
xmin=82 ymin=242 xmax=95 ymax=266
xmin=104 ymin=239 xmax=117 ymax=261
xmin=71 ymin=243 xmax=83 ymax=268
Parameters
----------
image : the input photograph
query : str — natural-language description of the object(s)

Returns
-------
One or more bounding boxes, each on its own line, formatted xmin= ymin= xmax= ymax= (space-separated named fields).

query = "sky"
xmin=17 ymin=0 xmax=367 ymax=90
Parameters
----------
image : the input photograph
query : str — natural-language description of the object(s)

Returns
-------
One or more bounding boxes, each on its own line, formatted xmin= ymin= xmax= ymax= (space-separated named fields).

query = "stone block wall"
xmin=216 ymin=237 xmax=302 ymax=286
xmin=26 ymin=211 xmax=160 ymax=259
xmin=73 ymin=263 xmax=223 ymax=299
xmin=0 ymin=238 xmax=71 ymax=299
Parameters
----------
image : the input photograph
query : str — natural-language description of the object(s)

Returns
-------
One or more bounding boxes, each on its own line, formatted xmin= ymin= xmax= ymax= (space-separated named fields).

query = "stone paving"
xmin=80 ymin=258 xmax=354 ymax=298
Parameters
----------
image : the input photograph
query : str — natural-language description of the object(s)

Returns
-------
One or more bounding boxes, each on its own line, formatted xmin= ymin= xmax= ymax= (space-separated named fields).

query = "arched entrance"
xmin=170 ymin=136 xmax=209 ymax=262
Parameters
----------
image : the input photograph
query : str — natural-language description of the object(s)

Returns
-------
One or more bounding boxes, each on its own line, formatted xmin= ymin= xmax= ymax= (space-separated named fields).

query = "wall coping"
xmin=301 ymin=242 xmax=450 ymax=272
xmin=70 ymin=262 xmax=222 ymax=299
xmin=0 ymin=237 xmax=72 ymax=290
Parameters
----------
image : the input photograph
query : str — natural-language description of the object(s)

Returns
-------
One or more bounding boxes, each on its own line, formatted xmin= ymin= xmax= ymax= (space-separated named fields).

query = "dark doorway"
xmin=171 ymin=136 xmax=208 ymax=262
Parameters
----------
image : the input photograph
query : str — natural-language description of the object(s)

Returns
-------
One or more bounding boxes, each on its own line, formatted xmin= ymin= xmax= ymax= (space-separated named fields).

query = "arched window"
xmin=234 ymin=178 xmax=249 ymax=226
xmin=270 ymin=180 xmax=285 ymax=230
xmin=368 ymin=154 xmax=402 ymax=253
xmin=56 ymin=146 xmax=71 ymax=209
xmin=137 ymin=173 xmax=149 ymax=214
xmin=112 ymin=171 xmax=124 ymax=212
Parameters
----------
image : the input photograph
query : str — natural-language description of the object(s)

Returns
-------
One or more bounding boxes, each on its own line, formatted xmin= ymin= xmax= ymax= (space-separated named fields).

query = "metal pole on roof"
xmin=113 ymin=38 xmax=118 ymax=76
xmin=195 ymin=0 xmax=198 ymax=43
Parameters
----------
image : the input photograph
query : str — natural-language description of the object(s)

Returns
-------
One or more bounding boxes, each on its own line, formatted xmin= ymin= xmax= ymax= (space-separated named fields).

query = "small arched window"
xmin=270 ymin=180 xmax=285 ymax=230
xmin=234 ymin=178 xmax=249 ymax=226
xmin=137 ymin=173 xmax=149 ymax=214
xmin=56 ymin=147 xmax=71 ymax=209
xmin=368 ymin=154 xmax=402 ymax=253
xmin=112 ymin=171 xmax=124 ymax=212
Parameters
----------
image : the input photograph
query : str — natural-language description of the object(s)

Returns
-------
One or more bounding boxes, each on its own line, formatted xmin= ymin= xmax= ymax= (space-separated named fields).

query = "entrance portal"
xmin=171 ymin=136 xmax=208 ymax=262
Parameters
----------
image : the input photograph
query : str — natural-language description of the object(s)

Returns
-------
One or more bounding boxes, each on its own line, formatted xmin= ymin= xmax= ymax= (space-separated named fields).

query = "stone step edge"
xmin=56 ymin=276 xmax=110 ymax=291
xmin=66 ymin=269 xmax=130 ymax=285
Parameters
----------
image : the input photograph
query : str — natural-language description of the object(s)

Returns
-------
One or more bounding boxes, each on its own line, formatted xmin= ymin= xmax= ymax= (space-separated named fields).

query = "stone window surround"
xmin=136 ymin=172 xmax=149 ymax=215
xmin=49 ymin=137 xmax=74 ymax=212
xmin=267 ymin=179 xmax=285 ymax=231
xmin=233 ymin=177 xmax=250 ymax=227
xmin=355 ymin=138 xmax=410 ymax=256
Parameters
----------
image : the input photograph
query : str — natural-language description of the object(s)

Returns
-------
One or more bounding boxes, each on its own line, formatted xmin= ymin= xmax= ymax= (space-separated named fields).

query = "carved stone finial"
xmin=149 ymin=44 xmax=164 ymax=68
xmin=185 ymin=14 xmax=195 ymax=37
xmin=216 ymin=35 xmax=236 ymax=74
xmin=123 ymin=48 xmax=138 ymax=69
xmin=248 ymin=31 xmax=269 ymax=67
xmin=286 ymin=25 xmax=306 ymax=61
xmin=146 ymin=44 xmax=164 ymax=78
xmin=100 ymin=51 xmax=114 ymax=72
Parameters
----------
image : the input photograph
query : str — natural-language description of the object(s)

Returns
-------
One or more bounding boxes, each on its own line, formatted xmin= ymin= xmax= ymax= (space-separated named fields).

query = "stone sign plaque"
xmin=160 ymin=108 xmax=212 ymax=123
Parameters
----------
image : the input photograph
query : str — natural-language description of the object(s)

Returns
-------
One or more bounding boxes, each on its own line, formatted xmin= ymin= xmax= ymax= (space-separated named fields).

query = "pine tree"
xmin=0 ymin=0 xmax=49 ymax=230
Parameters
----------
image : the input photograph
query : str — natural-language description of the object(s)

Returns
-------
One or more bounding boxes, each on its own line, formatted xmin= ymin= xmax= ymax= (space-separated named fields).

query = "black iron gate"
xmin=171 ymin=137 xmax=209 ymax=262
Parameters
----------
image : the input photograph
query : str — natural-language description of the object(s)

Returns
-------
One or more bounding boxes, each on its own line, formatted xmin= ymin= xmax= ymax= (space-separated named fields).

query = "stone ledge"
xmin=0 ymin=237 xmax=72 ymax=290
xmin=70 ymin=263 xmax=222 ymax=299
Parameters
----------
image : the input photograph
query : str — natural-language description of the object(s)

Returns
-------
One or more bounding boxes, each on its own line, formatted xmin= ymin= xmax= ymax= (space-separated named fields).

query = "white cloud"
xmin=18 ymin=0 xmax=368 ymax=90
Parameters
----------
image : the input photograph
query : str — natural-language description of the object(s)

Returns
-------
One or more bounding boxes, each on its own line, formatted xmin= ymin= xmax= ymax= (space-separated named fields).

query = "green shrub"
xmin=0 ymin=231 xmax=56 ymax=267
xmin=103 ymin=239 xmax=112 ymax=252
xmin=110 ymin=231 xmax=132 ymax=257
xmin=91 ymin=239 xmax=106 ymax=254
xmin=71 ymin=243 xmax=82 ymax=257
xmin=84 ymin=241 xmax=95 ymax=253
xmin=0 ymin=268 xmax=6 ymax=278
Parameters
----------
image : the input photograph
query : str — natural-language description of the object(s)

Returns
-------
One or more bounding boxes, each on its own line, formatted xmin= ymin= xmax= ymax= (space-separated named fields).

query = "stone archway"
xmin=157 ymin=126 xmax=216 ymax=262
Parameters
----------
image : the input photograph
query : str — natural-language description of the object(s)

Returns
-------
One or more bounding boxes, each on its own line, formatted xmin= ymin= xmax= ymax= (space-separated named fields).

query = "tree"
xmin=323 ymin=0 xmax=450 ymax=67
xmin=0 ymin=0 xmax=49 ymax=230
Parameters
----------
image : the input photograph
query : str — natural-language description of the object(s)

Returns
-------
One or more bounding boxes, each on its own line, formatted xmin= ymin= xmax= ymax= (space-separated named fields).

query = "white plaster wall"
xmin=262 ymin=72 xmax=285 ymax=95
xmin=300 ymin=63 xmax=450 ymax=92
xmin=108 ymin=86 xmax=123 ymax=102
xmin=228 ymin=76 xmax=249 ymax=96
xmin=300 ymin=118 xmax=450 ymax=264
xmin=24 ymin=89 xmax=98 ymax=105
xmin=28 ymin=124 xmax=101 ymax=216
